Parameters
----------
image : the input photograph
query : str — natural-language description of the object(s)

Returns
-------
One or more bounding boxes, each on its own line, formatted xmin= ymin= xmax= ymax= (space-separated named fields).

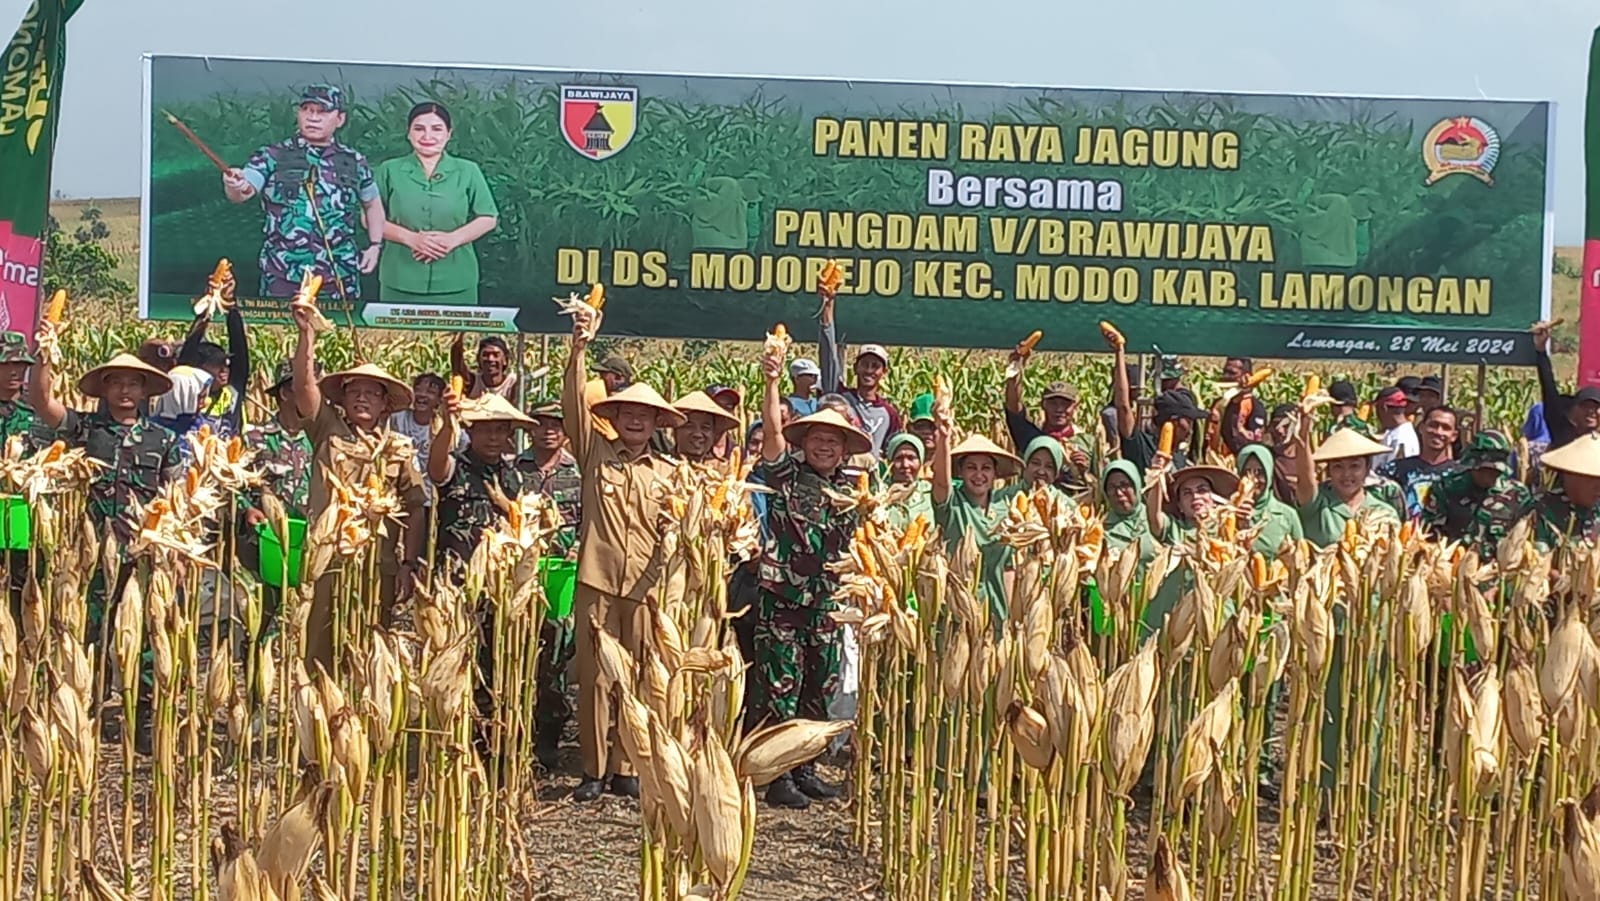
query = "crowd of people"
xmin=6 ymin=277 xmax=1599 ymax=810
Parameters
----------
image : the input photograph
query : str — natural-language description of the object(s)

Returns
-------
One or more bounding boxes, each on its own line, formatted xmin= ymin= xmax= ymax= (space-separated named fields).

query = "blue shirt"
xmin=787 ymin=395 xmax=818 ymax=417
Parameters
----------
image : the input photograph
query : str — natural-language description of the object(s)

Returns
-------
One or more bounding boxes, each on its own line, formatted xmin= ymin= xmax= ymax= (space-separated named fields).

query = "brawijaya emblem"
xmin=1422 ymin=116 xmax=1500 ymax=186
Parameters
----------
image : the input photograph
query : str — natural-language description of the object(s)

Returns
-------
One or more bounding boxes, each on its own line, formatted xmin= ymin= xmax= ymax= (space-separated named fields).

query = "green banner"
xmin=1581 ymin=25 xmax=1600 ymax=385
xmin=0 ymin=0 xmax=80 ymax=336
xmin=143 ymin=55 xmax=1553 ymax=363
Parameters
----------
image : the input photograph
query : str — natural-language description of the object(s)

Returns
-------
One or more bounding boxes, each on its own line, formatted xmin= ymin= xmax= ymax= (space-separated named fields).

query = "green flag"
xmin=0 ymin=0 xmax=83 ymax=337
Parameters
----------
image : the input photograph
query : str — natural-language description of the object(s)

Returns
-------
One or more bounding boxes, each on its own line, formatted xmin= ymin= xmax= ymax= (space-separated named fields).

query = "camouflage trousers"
xmin=753 ymin=593 xmax=841 ymax=724
xmin=536 ymin=616 xmax=575 ymax=738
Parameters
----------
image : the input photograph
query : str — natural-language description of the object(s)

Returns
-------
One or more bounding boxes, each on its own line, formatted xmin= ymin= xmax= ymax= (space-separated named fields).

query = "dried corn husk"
xmin=1006 ymin=701 xmax=1056 ymax=771
xmin=735 ymin=718 xmax=852 ymax=786
xmin=207 ymin=651 xmax=234 ymax=714
xmin=1207 ymin=611 xmax=1249 ymax=691
xmin=1504 ymin=652 xmax=1546 ymax=760
xmin=1103 ymin=640 xmax=1161 ymax=794
xmin=20 ymin=707 xmax=55 ymax=785
xmin=1544 ymin=604 xmax=1595 ymax=714
xmin=1174 ymin=679 xmax=1237 ymax=807
xmin=1560 ymin=786 xmax=1600 ymax=901
xmin=1147 ymin=834 xmax=1193 ymax=901
xmin=79 ymin=861 xmax=131 ymax=901
xmin=691 ymin=726 xmax=745 ymax=887
xmin=257 ymin=774 xmax=336 ymax=899
xmin=649 ymin=714 xmax=695 ymax=840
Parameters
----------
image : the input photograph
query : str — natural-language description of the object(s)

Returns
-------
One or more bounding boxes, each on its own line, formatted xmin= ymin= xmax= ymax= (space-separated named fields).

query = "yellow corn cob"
xmin=819 ymin=260 xmax=843 ymax=293
xmin=857 ymin=470 xmax=870 ymax=495
xmin=1358 ymin=402 xmax=1371 ymax=421
xmin=43 ymin=289 xmax=67 ymax=324
xmin=450 ymin=375 xmax=464 ymax=398
xmin=1099 ymin=321 xmax=1125 ymax=348
xmin=1242 ymin=368 xmax=1272 ymax=390
xmin=1303 ymin=374 xmax=1320 ymax=400
xmin=773 ymin=323 xmax=787 ymax=339
xmin=586 ymin=283 xmax=606 ymax=310
xmin=507 ymin=502 xmax=523 ymax=534
xmin=1252 ymin=552 xmax=1268 ymax=587
xmin=1158 ymin=422 xmax=1174 ymax=456
xmin=1018 ymin=330 xmax=1043 ymax=354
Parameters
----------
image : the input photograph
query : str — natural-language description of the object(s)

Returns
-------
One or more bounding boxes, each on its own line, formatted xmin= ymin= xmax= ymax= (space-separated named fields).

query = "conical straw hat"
xmin=320 ymin=363 xmax=413 ymax=411
xmin=672 ymin=390 xmax=740 ymax=432
xmin=592 ymin=382 xmax=688 ymax=427
xmin=79 ymin=353 xmax=174 ymax=398
xmin=1312 ymin=427 xmax=1390 ymax=463
xmin=460 ymin=392 xmax=536 ymax=428
xmin=949 ymin=433 xmax=1024 ymax=479
xmin=1166 ymin=465 xmax=1240 ymax=505
xmin=1540 ymin=431 xmax=1600 ymax=478
xmin=782 ymin=408 xmax=873 ymax=456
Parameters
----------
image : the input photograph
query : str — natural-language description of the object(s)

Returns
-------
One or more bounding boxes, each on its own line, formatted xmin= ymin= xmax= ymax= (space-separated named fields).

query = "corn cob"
xmin=1158 ymin=422 xmax=1174 ymax=456
xmin=585 ymin=283 xmax=606 ymax=310
xmin=1098 ymin=320 xmax=1124 ymax=348
xmin=1018 ymin=330 xmax=1043 ymax=353
xmin=1241 ymin=368 xmax=1272 ymax=389
xmin=1302 ymin=374 xmax=1321 ymax=399
xmin=43 ymin=289 xmax=67 ymax=324
xmin=819 ymin=259 xmax=843 ymax=293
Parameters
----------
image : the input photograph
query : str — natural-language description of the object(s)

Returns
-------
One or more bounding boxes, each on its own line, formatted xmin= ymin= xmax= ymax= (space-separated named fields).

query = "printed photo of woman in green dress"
xmin=375 ymin=102 xmax=499 ymax=305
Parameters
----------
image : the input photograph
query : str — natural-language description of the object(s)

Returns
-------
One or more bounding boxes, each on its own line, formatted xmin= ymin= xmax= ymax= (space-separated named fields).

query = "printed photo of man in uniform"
xmin=221 ymin=84 xmax=386 ymax=300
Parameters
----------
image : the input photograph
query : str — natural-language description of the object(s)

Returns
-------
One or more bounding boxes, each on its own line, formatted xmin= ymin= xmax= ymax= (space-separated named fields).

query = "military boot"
xmin=765 ymin=774 xmax=811 ymax=809
xmin=792 ymin=763 xmax=843 ymax=800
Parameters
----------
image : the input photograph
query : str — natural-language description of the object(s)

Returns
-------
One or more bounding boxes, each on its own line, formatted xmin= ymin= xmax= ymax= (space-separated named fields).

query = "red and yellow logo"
xmin=559 ymin=86 xmax=638 ymax=161
xmin=1422 ymin=116 xmax=1500 ymax=186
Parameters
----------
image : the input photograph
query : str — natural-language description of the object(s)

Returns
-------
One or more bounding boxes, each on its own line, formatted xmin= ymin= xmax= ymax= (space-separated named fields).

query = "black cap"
xmin=1154 ymin=389 xmax=1209 ymax=423
xmin=1377 ymin=386 xmax=1411 ymax=409
xmin=1270 ymin=403 xmax=1299 ymax=422
xmin=593 ymin=354 xmax=634 ymax=381
xmin=1418 ymin=375 xmax=1443 ymax=396
xmin=1329 ymin=379 xmax=1358 ymax=406
xmin=1396 ymin=375 xmax=1422 ymax=400
xmin=1575 ymin=386 xmax=1600 ymax=406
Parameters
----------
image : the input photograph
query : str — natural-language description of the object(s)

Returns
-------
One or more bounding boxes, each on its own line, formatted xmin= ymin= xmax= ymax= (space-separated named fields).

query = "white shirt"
xmin=1377 ymin=421 xmax=1419 ymax=468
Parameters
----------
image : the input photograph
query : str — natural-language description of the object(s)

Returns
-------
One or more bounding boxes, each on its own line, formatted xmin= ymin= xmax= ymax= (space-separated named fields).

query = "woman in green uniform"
xmin=1289 ymin=420 xmax=1398 ymax=793
xmin=1236 ymin=443 xmax=1304 ymax=555
xmin=376 ymin=102 xmax=499 ymax=305
xmin=1022 ymin=435 xmax=1068 ymax=491
xmin=884 ymin=432 xmax=932 ymax=529
xmin=1141 ymin=462 xmax=1239 ymax=634
xmin=931 ymin=423 xmax=1024 ymax=632
xmin=1102 ymin=460 xmax=1152 ymax=558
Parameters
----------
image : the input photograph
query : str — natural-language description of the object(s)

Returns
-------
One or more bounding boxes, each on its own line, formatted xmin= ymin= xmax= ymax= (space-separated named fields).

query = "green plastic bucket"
xmin=1084 ymin=579 xmax=1112 ymax=637
xmin=539 ymin=558 xmax=577 ymax=619
xmin=1437 ymin=613 xmax=1482 ymax=665
xmin=257 ymin=518 xmax=307 ymax=588
xmin=0 ymin=495 xmax=30 ymax=550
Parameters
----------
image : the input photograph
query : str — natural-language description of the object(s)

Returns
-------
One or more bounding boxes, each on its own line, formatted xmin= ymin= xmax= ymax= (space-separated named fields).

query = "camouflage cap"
xmin=299 ymin=84 xmax=344 ymax=112
xmin=528 ymin=398 xmax=563 ymax=420
xmin=0 ymin=331 xmax=35 ymax=365
xmin=1463 ymin=429 xmax=1513 ymax=474
xmin=1159 ymin=355 xmax=1185 ymax=379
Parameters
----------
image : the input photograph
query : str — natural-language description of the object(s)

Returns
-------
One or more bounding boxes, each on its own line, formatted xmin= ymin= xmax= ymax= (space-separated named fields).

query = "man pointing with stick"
xmin=220 ymin=85 xmax=385 ymax=301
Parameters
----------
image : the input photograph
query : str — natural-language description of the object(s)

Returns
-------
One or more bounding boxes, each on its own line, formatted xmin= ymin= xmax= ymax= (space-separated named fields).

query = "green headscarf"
xmin=1236 ymin=443 xmax=1304 ymax=555
xmin=1023 ymin=435 xmax=1065 ymax=482
xmin=1101 ymin=459 xmax=1150 ymax=552
xmin=886 ymin=432 xmax=926 ymax=462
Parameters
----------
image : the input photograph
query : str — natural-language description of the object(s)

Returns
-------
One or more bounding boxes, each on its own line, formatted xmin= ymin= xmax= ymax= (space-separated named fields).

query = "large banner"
xmin=142 ymin=55 xmax=1555 ymax=363
xmin=0 ymin=0 xmax=82 ymax=336
xmin=1582 ymin=25 xmax=1600 ymax=386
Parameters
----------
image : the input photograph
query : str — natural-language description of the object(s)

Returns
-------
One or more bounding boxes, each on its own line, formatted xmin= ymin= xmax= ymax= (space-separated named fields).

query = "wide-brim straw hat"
xmin=320 ymin=363 xmax=413 ymax=411
xmin=1540 ymin=432 xmax=1600 ymax=478
xmin=79 ymin=353 xmax=174 ymax=398
xmin=1313 ymin=427 xmax=1390 ymax=463
xmin=1166 ymin=465 xmax=1240 ymax=505
xmin=672 ymin=390 xmax=740 ymax=432
xmin=592 ymin=382 xmax=688 ymax=428
xmin=949 ymin=433 xmax=1024 ymax=480
xmin=461 ymin=393 xmax=536 ymax=428
xmin=782 ymin=408 xmax=874 ymax=457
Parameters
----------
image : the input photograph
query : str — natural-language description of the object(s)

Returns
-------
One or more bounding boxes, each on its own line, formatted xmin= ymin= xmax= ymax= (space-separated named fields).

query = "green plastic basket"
xmin=0 ymin=495 xmax=30 ymax=550
xmin=256 ymin=518 xmax=307 ymax=588
xmin=539 ymin=558 xmax=577 ymax=619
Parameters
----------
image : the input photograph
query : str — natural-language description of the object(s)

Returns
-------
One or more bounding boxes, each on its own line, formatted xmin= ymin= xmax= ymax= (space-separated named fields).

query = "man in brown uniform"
xmin=290 ymin=303 xmax=428 ymax=671
xmin=562 ymin=311 xmax=686 ymax=802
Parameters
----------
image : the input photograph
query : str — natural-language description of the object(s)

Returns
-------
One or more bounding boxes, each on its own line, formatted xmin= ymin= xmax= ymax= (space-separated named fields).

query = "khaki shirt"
xmin=564 ymin=349 xmax=672 ymax=599
xmin=306 ymin=403 xmax=429 ymax=566
xmin=582 ymin=377 xmax=619 ymax=440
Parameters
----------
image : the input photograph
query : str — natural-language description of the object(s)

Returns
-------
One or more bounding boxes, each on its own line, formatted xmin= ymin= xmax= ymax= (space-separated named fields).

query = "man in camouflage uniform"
xmin=427 ymin=390 xmax=536 ymax=762
xmin=753 ymin=348 xmax=872 ymax=810
xmin=0 ymin=332 xmax=38 ymax=447
xmin=1516 ymin=432 xmax=1600 ymax=550
xmin=238 ymin=361 xmax=318 ymax=639
xmin=1420 ymin=430 xmax=1531 ymax=560
xmin=31 ymin=347 xmax=181 ymax=751
xmin=516 ymin=399 xmax=581 ymax=768
xmin=223 ymin=84 xmax=385 ymax=300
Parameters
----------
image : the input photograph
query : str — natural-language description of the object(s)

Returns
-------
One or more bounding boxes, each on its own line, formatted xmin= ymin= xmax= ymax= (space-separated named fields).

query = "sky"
xmin=17 ymin=0 xmax=1599 ymax=242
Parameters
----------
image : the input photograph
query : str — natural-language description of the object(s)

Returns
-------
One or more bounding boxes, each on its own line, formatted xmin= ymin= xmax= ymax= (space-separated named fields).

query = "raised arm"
xmin=818 ymin=289 xmax=844 ymax=394
xmin=1144 ymin=474 xmax=1168 ymax=537
xmin=761 ymin=347 xmax=786 ymax=461
xmin=225 ymin=305 xmax=249 ymax=395
xmin=290 ymin=305 xmax=322 ymax=419
xmin=1532 ymin=321 xmax=1563 ymax=412
xmin=931 ymin=409 xmax=953 ymax=505
xmin=177 ymin=311 xmax=208 ymax=365
xmin=1293 ymin=406 xmax=1317 ymax=508
xmin=1109 ymin=331 xmax=1135 ymax=439
xmin=429 ymin=389 xmax=461 ymax=485
xmin=1004 ymin=348 xmax=1026 ymax=415
xmin=561 ymin=317 xmax=598 ymax=463
xmin=29 ymin=333 xmax=66 ymax=430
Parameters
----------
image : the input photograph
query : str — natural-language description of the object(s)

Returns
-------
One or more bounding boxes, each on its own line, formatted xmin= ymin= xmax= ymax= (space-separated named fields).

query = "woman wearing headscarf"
xmin=1141 ymin=461 xmax=1240 ymax=635
xmin=1236 ymin=443 xmax=1304 ymax=555
xmin=884 ymin=432 xmax=933 ymax=529
xmin=931 ymin=418 xmax=1025 ymax=631
xmin=1101 ymin=460 xmax=1152 ymax=559
xmin=1021 ymin=435 xmax=1074 ymax=493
